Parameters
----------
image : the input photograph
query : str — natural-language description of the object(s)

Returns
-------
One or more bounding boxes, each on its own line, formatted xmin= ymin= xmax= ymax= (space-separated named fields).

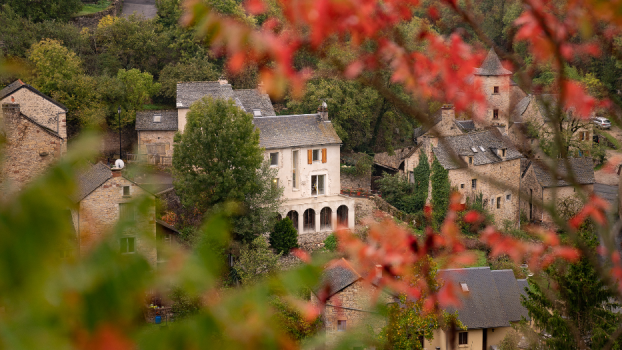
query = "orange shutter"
xmin=308 ymin=150 xmax=312 ymax=164
xmin=322 ymin=148 xmax=327 ymax=163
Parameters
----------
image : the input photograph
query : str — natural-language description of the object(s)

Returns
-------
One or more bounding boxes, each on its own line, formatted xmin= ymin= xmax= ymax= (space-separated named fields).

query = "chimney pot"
xmin=318 ymin=102 xmax=329 ymax=121
xmin=111 ymin=167 xmax=122 ymax=177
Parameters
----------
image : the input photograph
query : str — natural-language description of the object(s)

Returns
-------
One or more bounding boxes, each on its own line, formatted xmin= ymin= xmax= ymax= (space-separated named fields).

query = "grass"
xmin=76 ymin=0 xmax=111 ymax=16
xmin=434 ymin=249 xmax=488 ymax=269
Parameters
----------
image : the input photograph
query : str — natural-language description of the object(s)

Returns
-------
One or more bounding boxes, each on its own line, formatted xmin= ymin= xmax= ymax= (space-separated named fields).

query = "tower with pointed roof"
xmin=474 ymin=48 xmax=513 ymax=134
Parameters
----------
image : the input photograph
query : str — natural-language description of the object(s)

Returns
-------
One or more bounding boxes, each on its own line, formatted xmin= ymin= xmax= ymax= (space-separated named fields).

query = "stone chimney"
xmin=111 ymin=167 xmax=122 ymax=178
xmin=258 ymin=81 xmax=266 ymax=94
xmin=441 ymin=104 xmax=455 ymax=121
xmin=1 ymin=103 xmax=21 ymax=139
xmin=318 ymin=101 xmax=328 ymax=121
xmin=218 ymin=76 xmax=228 ymax=85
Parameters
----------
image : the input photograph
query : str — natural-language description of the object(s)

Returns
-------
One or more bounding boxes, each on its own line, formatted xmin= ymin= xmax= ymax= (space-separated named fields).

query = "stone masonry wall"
xmin=340 ymin=170 xmax=371 ymax=191
xmin=474 ymin=75 xmax=512 ymax=133
xmin=519 ymin=164 xmax=544 ymax=222
xmin=77 ymin=173 xmax=157 ymax=266
xmin=71 ymin=0 xmax=123 ymax=28
xmin=138 ymin=130 xmax=176 ymax=156
xmin=0 ymin=104 xmax=62 ymax=192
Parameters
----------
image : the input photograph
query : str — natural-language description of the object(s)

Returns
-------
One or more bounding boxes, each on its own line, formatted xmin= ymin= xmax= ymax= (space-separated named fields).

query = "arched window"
xmin=303 ymin=209 xmax=315 ymax=232
xmin=337 ymin=205 xmax=348 ymax=227
xmin=286 ymin=210 xmax=298 ymax=231
xmin=320 ymin=207 xmax=332 ymax=230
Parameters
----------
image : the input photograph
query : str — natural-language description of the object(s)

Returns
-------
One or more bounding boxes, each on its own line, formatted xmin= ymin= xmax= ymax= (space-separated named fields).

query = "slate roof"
xmin=455 ymin=120 xmax=475 ymax=132
xmin=253 ymin=114 xmax=342 ymax=149
xmin=529 ymin=158 xmax=595 ymax=187
xmin=516 ymin=279 xmax=529 ymax=297
xmin=176 ymin=81 xmax=276 ymax=116
xmin=440 ymin=267 xmax=528 ymax=329
xmin=315 ymin=259 xmax=362 ymax=298
xmin=136 ymin=110 xmax=178 ymax=131
xmin=0 ymin=80 xmax=68 ymax=111
xmin=432 ymin=129 xmax=523 ymax=170
xmin=74 ymin=162 xmax=112 ymax=202
xmin=413 ymin=110 xmax=442 ymax=138
xmin=475 ymin=48 xmax=513 ymax=76
xmin=374 ymin=146 xmax=418 ymax=170
xmin=511 ymin=95 xmax=532 ymax=122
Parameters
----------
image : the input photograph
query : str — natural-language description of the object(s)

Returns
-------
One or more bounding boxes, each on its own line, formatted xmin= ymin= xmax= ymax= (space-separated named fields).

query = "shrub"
xmin=170 ymin=287 xmax=202 ymax=320
xmin=269 ymin=218 xmax=299 ymax=255
xmin=324 ymin=234 xmax=337 ymax=252
xmin=234 ymin=236 xmax=280 ymax=286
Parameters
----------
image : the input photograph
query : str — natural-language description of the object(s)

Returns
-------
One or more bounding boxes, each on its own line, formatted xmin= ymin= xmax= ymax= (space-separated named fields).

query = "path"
xmin=122 ymin=0 xmax=157 ymax=19
xmin=594 ymin=183 xmax=619 ymax=213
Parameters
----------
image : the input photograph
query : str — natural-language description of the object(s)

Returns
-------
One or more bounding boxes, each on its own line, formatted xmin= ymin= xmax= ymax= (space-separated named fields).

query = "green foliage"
xmin=413 ymin=151 xmax=430 ymax=212
xmin=269 ymin=218 xmax=299 ymax=255
xmin=499 ymin=329 xmax=522 ymax=350
xmin=28 ymin=38 xmax=83 ymax=94
xmin=1 ymin=0 xmax=83 ymax=23
xmin=233 ymin=236 xmax=280 ymax=286
xmin=323 ymin=233 xmax=337 ymax=252
xmin=376 ymin=173 xmax=416 ymax=213
xmin=169 ymin=286 xmax=202 ymax=319
xmin=112 ymin=68 xmax=161 ymax=129
xmin=158 ymin=56 xmax=219 ymax=103
xmin=270 ymin=296 xmax=321 ymax=341
xmin=522 ymin=230 xmax=622 ymax=350
xmin=340 ymin=153 xmax=373 ymax=177
xmin=77 ymin=0 xmax=111 ymax=16
xmin=431 ymin=156 xmax=450 ymax=225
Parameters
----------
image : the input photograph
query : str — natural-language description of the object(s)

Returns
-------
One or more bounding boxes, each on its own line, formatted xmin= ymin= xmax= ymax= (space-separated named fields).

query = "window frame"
xmin=493 ymin=109 xmax=499 ymax=119
xmin=458 ymin=331 xmax=468 ymax=345
xmin=269 ymin=152 xmax=279 ymax=167
xmin=471 ymin=179 xmax=477 ymax=189
xmin=497 ymin=196 xmax=501 ymax=209
xmin=311 ymin=174 xmax=326 ymax=196
xmin=337 ymin=320 xmax=347 ymax=332
xmin=123 ymin=185 xmax=130 ymax=196
xmin=312 ymin=149 xmax=320 ymax=162
xmin=292 ymin=150 xmax=299 ymax=189
xmin=120 ymin=237 xmax=136 ymax=254
xmin=493 ymin=86 xmax=499 ymax=94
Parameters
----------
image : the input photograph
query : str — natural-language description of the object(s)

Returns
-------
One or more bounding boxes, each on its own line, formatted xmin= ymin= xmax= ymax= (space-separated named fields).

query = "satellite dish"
xmin=115 ymin=159 xmax=125 ymax=169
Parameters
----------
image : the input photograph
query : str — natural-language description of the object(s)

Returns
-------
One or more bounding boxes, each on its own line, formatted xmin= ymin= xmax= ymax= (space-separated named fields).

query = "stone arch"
xmin=303 ymin=209 xmax=316 ymax=232
xmin=287 ymin=210 xmax=299 ymax=231
xmin=320 ymin=207 xmax=332 ymax=231
xmin=337 ymin=205 xmax=349 ymax=227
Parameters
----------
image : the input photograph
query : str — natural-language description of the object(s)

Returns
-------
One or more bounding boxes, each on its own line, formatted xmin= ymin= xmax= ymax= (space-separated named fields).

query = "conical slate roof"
xmin=475 ymin=48 xmax=513 ymax=76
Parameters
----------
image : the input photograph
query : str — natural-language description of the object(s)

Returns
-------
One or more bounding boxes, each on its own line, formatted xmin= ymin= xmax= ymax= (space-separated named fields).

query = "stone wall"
xmin=519 ymin=163 xmax=544 ymax=222
xmin=340 ymin=170 xmax=371 ymax=191
xmin=369 ymin=195 xmax=416 ymax=224
xmin=71 ymin=0 xmax=123 ymax=28
xmin=138 ymin=130 xmax=176 ymax=156
xmin=76 ymin=171 xmax=157 ymax=266
xmin=0 ymin=104 xmax=63 ymax=192
xmin=474 ymin=75 xmax=512 ymax=133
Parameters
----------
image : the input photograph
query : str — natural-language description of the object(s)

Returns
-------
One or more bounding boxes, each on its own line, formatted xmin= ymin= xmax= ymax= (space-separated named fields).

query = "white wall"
xmin=177 ymin=108 xmax=189 ymax=133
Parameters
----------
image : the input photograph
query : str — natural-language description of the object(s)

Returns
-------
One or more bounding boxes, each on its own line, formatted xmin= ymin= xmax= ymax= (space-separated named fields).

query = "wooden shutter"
xmin=321 ymin=148 xmax=327 ymax=163
xmin=307 ymin=149 xmax=312 ymax=164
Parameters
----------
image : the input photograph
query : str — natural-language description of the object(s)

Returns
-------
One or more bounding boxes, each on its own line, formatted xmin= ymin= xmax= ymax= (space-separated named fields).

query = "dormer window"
xmin=460 ymin=282 xmax=469 ymax=292
xmin=253 ymin=109 xmax=262 ymax=117
xmin=153 ymin=115 xmax=161 ymax=123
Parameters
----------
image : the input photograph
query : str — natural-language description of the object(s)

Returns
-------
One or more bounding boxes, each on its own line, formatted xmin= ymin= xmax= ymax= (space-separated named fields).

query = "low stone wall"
xmin=368 ymin=195 xmax=416 ymax=224
xmin=72 ymin=0 xmax=123 ymax=28
xmin=341 ymin=170 xmax=371 ymax=192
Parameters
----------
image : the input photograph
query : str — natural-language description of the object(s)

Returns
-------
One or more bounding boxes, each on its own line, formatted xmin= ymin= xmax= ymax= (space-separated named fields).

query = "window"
xmin=460 ymin=282 xmax=469 ymax=292
xmin=468 ymin=156 xmax=473 ymax=165
xmin=272 ymin=178 xmax=279 ymax=190
xmin=497 ymin=196 xmax=501 ymax=209
xmin=123 ymin=186 xmax=130 ymax=196
xmin=120 ymin=237 xmax=135 ymax=254
xmin=312 ymin=149 xmax=320 ymax=162
xmin=311 ymin=175 xmax=325 ymax=195
xmin=270 ymin=152 xmax=279 ymax=166
xmin=153 ymin=115 xmax=161 ymax=123
xmin=337 ymin=320 xmax=347 ymax=331
xmin=493 ymin=86 xmax=499 ymax=94
xmin=580 ymin=131 xmax=588 ymax=141
xmin=506 ymin=194 xmax=511 ymax=201
xmin=458 ymin=332 xmax=468 ymax=345
xmin=292 ymin=150 xmax=298 ymax=189
xmin=119 ymin=203 xmax=134 ymax=221
xmin=460 ymin=184 xmax=464 ymax=189
xmin=471 ymin=179 xmax=477 ymax=189
xmin=493 ymin=109 xmax=499 ymax=119
xmin=252 ymin=109 xmax=262 ymax=117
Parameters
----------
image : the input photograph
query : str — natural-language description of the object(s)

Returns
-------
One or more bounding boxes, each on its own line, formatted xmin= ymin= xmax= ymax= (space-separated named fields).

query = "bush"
xmin=324 ymin=234 xmax=337 ymax=252
xmin=170 ymin=287 xmax=202 ymax=320
xmin=234 ymin=236 xmax=280 ymax=286
xmin=269 ymin=218 xmax=299 ymax=255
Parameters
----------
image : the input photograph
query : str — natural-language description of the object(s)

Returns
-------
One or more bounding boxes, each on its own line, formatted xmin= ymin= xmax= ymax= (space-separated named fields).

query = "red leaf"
xmin=244 ymin=0 xmax=265 ymax=14
xmin=463 ymin=210 xmax=481 ymax=224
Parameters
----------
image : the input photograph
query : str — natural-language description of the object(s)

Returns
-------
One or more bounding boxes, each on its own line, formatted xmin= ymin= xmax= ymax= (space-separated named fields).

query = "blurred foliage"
xmin=233 ymin=236 xmax=280 ymax=286
xmin=323 ymin=233 xmax=337 ymax=252
xmin=431 ymin=156 xmax=450 ymax=225
xmin=0 ymin=0 xmax=83 ymax=23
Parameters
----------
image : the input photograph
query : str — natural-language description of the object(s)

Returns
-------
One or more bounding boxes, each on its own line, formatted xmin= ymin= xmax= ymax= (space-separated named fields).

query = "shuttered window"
xmin=321 ymin=148 xmax=327 ymax=163
xmin=307 ymin=149 xmax=312 ymax=164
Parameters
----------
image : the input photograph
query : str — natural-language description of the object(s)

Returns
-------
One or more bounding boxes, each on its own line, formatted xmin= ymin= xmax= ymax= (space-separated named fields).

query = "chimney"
xmin=441 ymin=104 xmax=455 ymax=121
xmin=375 ymin=264 xmax=382 ymax=280
xmin=1 ymin=103 xmax=21 ymax=139
xmin=218 ymin=76 xmax=228 ymax=85
xmin=258 ymin=81 xmax=266 ymax=94
xmin=318 ymin=101 xmax=328 ymax=121
xmin=111 ymin=167 xmax=122 ymax=178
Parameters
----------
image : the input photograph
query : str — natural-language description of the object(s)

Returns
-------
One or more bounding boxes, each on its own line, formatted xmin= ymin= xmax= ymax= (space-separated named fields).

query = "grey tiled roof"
xmin=516 ymin=279 xmax=529 ymax=297
xmin=0 ymin=80 xmax=68 ymax=111
xmin=432 ymin=129 xmax=523 ymax=170
xmin=176 ymin=82 xmax=275 ymax=116
xmin=315 ymin=259 xmax=361 ymax=298
xmin=511 ymin=95 xmax=531 ymax=122
xmin=530 ymin=158 xmax=595 ymax=187
xmin=253 ymin=114 xmax=342 ymax=149
xmin=492 ymin=270 xmax=530 ymax=322
xmin=74 ymin=162 xmax=112 ymax=202
xmin=136 ymin=110 xmax=178 ymax=131
xmin=455 ymin=120 xmax=475 ymax=132
xmin=440 ymin=267 xmax=528 ymax=329
xmin=413 ymin=110 xmax=442 ymax=138
xmin=475 ymin=48 xmax=513 ymax=76
xmin=233 ymin=89 xmax=276 ymax=116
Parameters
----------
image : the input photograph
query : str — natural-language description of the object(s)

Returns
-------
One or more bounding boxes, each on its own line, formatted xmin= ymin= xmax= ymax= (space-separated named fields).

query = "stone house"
xmin=520 ymin=158 xmax=595 ymax=223
xmin=311 ymin=259 xmax=391 ymax=345
xmin=373 ymin=146 xmax=419 ymax=179
xmin=0 ymin=103 xmax=65 ymax=192
xmin=135 ymin=110 xmax=177 ymax=165
xmin=425 ymin=267 xmax=529 ymax=350
xmin=412 ymin=128 xmax=523 ymax=226
xmin=0 ymin=80 xmax=68 ymax=151
xmin=73 ymin=162 xmax=157 ymax=266
xmin=253 ymin=105 xmax=356 ymax=241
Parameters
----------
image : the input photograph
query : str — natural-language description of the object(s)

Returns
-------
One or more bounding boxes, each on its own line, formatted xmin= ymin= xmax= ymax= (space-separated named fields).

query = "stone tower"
xmin=474 ymin=48 xmax=513 ymax=133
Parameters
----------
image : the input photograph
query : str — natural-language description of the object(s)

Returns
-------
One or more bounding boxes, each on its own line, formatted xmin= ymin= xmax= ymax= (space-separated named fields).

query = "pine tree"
xmin=431 ymin=155 xmax=450 ymax=225
xmin=269 ymin=218 xmax=299 ymax=255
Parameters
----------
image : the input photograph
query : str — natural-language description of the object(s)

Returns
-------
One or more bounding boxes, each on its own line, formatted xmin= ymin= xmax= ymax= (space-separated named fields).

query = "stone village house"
xmin=0 ymin=80 xmax=68 ymax=191
xmin=72 ymin=162 xmax=157 ymax=266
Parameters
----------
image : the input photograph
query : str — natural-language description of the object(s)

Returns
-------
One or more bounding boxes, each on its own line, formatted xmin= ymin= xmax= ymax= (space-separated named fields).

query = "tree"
xmin=233 ymin=236 xmax=280 ymax=286
xmin=269 ymin=218 xmax=298 ymax=255
xmin=157 ymin=57 xmax=220 ymax=104
xmin=431 ymin=156 xmax=450 ymax=224
xmin=522 ymin=229 xmax=622 ymax=350
xmin=112 ymin=68 xmax=161 ymax=129
xmin=0 ymin=0 xmax=83 ymax=23
xmin=27 ymin=38 xmax=83 ymax=95
xmin=376 ymin=173 xmax=415 ymax=213
xmin=413 ymin=151 xmax=430 ymax=212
